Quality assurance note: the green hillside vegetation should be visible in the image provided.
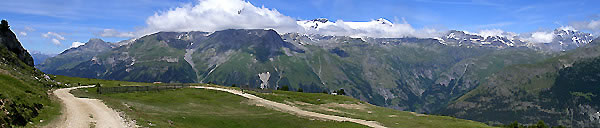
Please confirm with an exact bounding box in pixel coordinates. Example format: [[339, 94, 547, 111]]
[[0, 21, 62, 127], [442, 40, 600, 127], [66, 79, 492, 128], [249, 90, 492, 128], [53, 75, 154, 87], [40, 29, 553, 116], [70, 86, 365, 128]]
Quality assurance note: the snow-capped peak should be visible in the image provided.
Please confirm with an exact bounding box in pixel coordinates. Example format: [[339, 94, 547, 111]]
[[375, 18, 393, 26], [558, 26, 577, 32], [297, 18, 335, 30], [311, 18, 329, 23]]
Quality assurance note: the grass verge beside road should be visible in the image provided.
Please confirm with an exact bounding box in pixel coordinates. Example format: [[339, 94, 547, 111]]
[[71, 87, 365, 128]]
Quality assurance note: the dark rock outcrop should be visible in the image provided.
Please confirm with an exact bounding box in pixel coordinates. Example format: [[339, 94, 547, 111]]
[[0, 20, 34, 66]]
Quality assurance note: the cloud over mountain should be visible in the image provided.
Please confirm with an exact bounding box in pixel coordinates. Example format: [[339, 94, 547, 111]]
[[98, 29, 135, 38], [70, 41, 85, 48], [140, 0, 300, 35], [296, 18, 442, 38], [526, 31, 555, 43], [133, 0, 434, 38]]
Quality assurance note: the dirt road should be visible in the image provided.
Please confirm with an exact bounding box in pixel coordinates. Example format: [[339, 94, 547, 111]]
[[53, 86, 128, 128], [192, 86, 387, 128]]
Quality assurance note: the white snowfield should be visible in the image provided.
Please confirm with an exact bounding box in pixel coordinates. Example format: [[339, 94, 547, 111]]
[[191, 86, 387, 128]]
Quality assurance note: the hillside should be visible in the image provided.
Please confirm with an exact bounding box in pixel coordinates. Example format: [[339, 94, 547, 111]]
[[64, 77, 492, 128], [0, 20, 61, 127], [39, 29, 553, 116], [440, 38, 600, 127]]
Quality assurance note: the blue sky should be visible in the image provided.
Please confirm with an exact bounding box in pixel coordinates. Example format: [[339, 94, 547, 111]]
[[1, 0, 599, 54]]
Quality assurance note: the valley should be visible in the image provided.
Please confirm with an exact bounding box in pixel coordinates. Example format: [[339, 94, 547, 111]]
[[2, 0, 600, 127], [36, 27, 600, 127]]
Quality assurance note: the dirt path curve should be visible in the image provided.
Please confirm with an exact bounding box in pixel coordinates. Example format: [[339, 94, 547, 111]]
[[53, 86, 128, 128], [191, 86, 386, 128]]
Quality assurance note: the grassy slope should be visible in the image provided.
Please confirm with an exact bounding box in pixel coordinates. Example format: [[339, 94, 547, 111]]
[[249, 90, 492, 128], [0, 46, 62, 127], [61, 74, 492, 127], [53, 75, 154, 87], [442, 41, 600, 126], [71, 87, 364, 128]]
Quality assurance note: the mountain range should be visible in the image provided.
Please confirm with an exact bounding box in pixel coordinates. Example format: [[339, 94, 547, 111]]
[[38, 22, 600, 127]]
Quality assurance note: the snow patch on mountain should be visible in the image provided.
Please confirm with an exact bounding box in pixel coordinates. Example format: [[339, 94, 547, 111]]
[[437, 26, 595, 52], [297, 18, 442, 38]]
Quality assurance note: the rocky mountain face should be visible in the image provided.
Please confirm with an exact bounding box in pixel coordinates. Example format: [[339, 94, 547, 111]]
[[437, 30, 524, 48], [437, 29, 595, 52], [38, 38, 115, 75], [440, 38, 600, 127], [529, 29, 595, 52], [0, 20, 34, 66], [30, 52, 55, 65]]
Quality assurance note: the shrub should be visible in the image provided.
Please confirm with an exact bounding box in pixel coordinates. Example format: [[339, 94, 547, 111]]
[[280, 85, 289, 91], [338, 89, 346, 95]]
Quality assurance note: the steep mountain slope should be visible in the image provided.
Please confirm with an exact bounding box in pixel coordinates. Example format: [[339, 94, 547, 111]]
[[0, 20, 33, 67], [30, 52, 55, 65], [438, 29, 595, 52], [440, 38, 600, 127], [38, 38, 115, 74], [0, 20, 59, 127]]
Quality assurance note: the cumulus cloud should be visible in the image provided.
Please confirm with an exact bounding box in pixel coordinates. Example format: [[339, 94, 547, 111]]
[[558, 26, 577, 32], [571, 19, 600, 31], [525, 31, 554, 43], [51, 38, 61, 45], [24, 26, 35, 32], [477, 29, 504, 38], [18, 26, 36, 37], [131, 0, 435, 38], [98, 29, 135, 38], [70, 41, 85, 48], [42, 32, 65, 40], [296, 18, 441, 38], [140, 0, 300, 35], [42, 32, 65, 45]]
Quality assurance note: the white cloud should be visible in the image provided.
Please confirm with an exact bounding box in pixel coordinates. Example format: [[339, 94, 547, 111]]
[[558, 26, 577, 32], [42, 32, 65, 40], [51, 38, 61, 45], [18, 26, 35, 37], [24, 26, 35, 32], [140, 0, 300, 35], [477, 29, 504, 38], [572, 19, 600, 31], [98, 29, 135, 38], [134, 0, 434, 38], [70, 41, 85, 48], [475, 29, 517, 40], [297, 18, 443, 38], [42, 32, 65, 45], [525, 31, 554, 43]]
